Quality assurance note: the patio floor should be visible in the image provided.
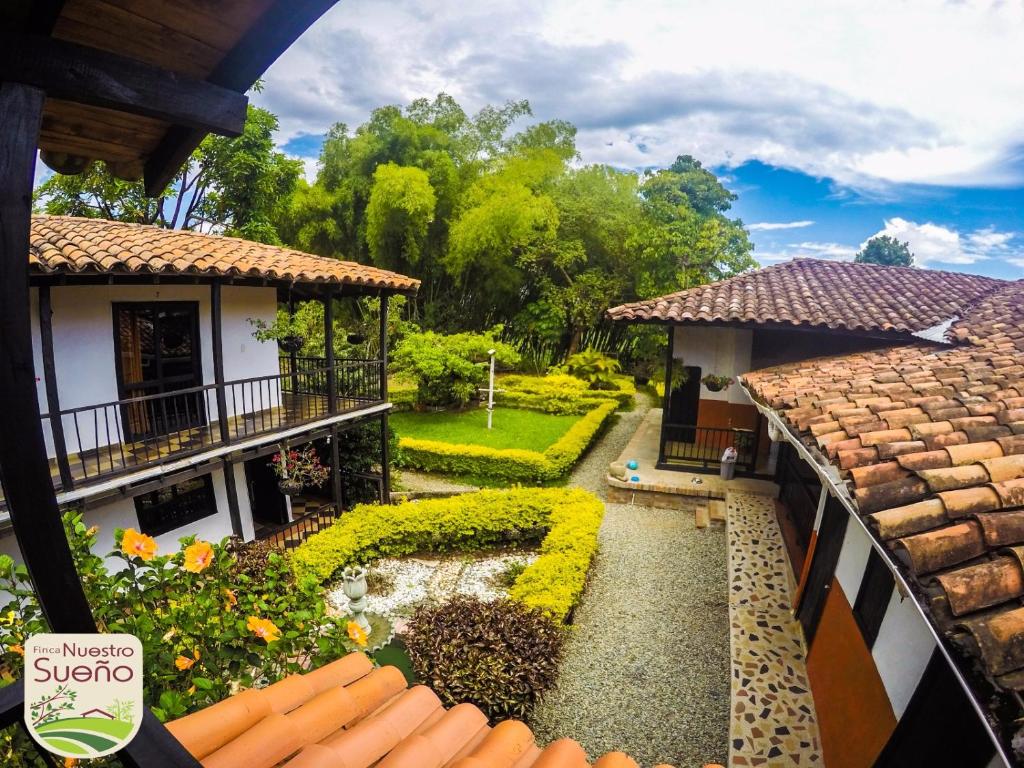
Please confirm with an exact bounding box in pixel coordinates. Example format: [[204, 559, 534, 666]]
[[608, 408, 777, 503], [727, 491, 823, 766]]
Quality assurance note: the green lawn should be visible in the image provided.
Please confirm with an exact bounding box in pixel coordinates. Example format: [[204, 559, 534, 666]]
[[390, 407, 580, 451]]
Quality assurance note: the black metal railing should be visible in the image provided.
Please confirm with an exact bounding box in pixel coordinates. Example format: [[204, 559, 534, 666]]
[[38, 360, 384, 492], [659, 423, 759, 473], [257, 502, 339, 550]]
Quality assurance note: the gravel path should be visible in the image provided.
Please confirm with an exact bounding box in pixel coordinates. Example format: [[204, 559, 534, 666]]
[[530, 396, 730, 767], [394, 470, 479, 494]]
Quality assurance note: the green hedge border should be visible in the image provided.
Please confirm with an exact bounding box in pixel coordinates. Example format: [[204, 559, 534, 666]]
[[291, 488, 605, 620], [396, 400, 616, 483]]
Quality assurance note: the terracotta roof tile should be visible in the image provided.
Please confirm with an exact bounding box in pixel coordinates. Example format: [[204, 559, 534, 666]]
[[742, 279, 1024, 749], [29, 216, 420, 294], [607, 258, 1003, 335], [165, 653, 670, 768]]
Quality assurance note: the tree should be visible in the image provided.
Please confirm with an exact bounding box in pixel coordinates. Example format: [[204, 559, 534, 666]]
[[365, 163, 436, 270], [35, 105, 301, 244], [855, 235, 914, 267]]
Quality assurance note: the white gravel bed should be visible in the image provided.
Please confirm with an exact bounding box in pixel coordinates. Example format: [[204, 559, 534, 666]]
[[327, 550, 538, 619]]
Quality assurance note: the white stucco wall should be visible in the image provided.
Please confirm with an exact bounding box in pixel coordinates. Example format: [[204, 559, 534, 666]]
[[834, 518, 874, 598], [872, 587, 937, 718], [32, 284, 280, 458], [0, 465, 254, 570], [672, 325, 753, 405]]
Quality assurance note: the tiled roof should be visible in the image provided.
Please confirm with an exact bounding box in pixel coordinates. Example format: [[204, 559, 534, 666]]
[[742, 280, 1024, 741], [606, 259, 1004, 336], [29, 216, 420, 294], [166, 652, 682, 768]]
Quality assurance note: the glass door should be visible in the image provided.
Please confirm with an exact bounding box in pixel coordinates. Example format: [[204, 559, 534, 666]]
[[114, 302, 205, 442]]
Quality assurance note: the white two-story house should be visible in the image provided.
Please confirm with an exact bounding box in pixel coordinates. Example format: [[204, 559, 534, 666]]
[[0, 215, 417, 559]]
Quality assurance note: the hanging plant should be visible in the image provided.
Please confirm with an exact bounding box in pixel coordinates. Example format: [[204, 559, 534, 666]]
[[248, 316, 306, 353], [270, 444, 329, 495], [700, 374, 734, 392]]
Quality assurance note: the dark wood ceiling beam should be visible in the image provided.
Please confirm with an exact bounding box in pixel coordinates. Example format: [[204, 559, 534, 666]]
[[143, 0, 339, 196], [1, 33, 248, 137], [26, 0, 66, 34]]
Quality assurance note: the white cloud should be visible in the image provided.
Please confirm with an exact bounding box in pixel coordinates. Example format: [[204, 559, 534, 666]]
[[257, 0, 1024, 190], [757, 242, 857, 263], [864, 218, 1021, 266], [748, 220, 815, 231]]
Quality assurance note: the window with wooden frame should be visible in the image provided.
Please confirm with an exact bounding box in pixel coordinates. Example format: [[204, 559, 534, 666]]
[[134, 475, 217, 537]]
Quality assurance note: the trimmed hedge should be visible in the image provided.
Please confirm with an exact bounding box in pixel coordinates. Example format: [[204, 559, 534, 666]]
[[494, 373, 635, 414], [291, 487, 605, 620], [397, 400, 616, 483]]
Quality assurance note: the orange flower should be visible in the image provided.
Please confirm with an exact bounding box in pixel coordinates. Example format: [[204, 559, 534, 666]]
[[183, 541, 214, 573], [247, 616, 281, 644], [64, 758, 79, 768], [8, 644, 24, 657], [223, 588, 238, 610], [121, 528, 157, 561], [175, 647, 201, 670], [346, 621, 368, 648]]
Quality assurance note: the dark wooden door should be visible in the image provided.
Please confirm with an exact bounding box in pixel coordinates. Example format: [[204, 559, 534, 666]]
[[873, 649, 995, 768], [668, 365, 702, 442], [797, 494, 848, 646], [114, 302, 205, 440], [245, 455, 288, 527]]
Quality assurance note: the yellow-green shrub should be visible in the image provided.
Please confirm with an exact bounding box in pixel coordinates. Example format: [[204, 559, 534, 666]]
[[291, 488, 605, 621], [396, 401, 616, 483], [495, 374, 634, 414]]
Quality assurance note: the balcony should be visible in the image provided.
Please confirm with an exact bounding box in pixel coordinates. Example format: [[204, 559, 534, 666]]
[[30, 357, 384, 496], [658, 422, 761, 474]]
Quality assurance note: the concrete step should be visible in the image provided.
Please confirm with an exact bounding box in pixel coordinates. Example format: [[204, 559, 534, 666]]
[[709, 499, 727, 522], [695, 506, 710, 528]]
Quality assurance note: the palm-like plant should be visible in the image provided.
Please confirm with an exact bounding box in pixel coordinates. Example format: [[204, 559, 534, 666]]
[[564, 349, 621, 390]]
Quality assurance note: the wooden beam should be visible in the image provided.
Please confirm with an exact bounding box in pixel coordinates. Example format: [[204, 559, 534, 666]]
[[143, 0, 340, 195], [211, 282, 243, 538], [379, 412, 391, 505], [38, 284, 74, 490], [0, 81, 96, 632], [1, 34, 248, 137], [330, 423, 342, 513], [26, 0, 66, 34], [658, 324, 675, 465], [324, 294, 337, 413]]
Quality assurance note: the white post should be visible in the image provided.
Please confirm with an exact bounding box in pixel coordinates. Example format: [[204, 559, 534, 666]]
[[487, 349, 496, 430]]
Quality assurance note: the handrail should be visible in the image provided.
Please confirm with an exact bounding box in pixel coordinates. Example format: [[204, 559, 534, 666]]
[[38, 359, 386, 492], [659, 422, 760, 473]]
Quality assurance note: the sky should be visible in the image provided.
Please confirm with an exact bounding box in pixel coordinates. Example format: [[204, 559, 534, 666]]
[[252, 0, 1024, 279]]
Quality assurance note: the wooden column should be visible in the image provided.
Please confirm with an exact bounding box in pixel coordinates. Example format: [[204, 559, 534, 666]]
[[0, 82, 95, 632], [379, 293, 389, 400], [38, 283, 73, 490], [658, 323, 675, 465], [379, 294, 391, 502], [330, 423, 342, 512], [287, 292, 298, 392], [211, 282, 242, 537], [324, 294, 336, 413]]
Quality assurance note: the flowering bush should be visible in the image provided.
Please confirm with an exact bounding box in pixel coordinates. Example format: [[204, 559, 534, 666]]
[[270, 443, 329, 489], [0, 513, 366, 743]]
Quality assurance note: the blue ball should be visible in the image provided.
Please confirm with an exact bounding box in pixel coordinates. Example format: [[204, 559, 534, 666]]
[[626, 460, 639, 470], [630, 475, 640, 483]]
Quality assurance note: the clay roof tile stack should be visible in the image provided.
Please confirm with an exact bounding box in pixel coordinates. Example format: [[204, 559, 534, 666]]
[[166, 653, 680, 768], [606, 258, 1003, 336], [743, 279, 1024, 731], [29, 216, 419, 294]]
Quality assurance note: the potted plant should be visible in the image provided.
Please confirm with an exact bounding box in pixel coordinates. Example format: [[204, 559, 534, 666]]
[[270, 444, 329, 495], [700, 374, 734, 392], [248, 315, 306, 353]]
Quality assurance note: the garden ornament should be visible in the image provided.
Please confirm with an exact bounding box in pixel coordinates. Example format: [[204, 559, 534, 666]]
[[342, 566, 372, 634]]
